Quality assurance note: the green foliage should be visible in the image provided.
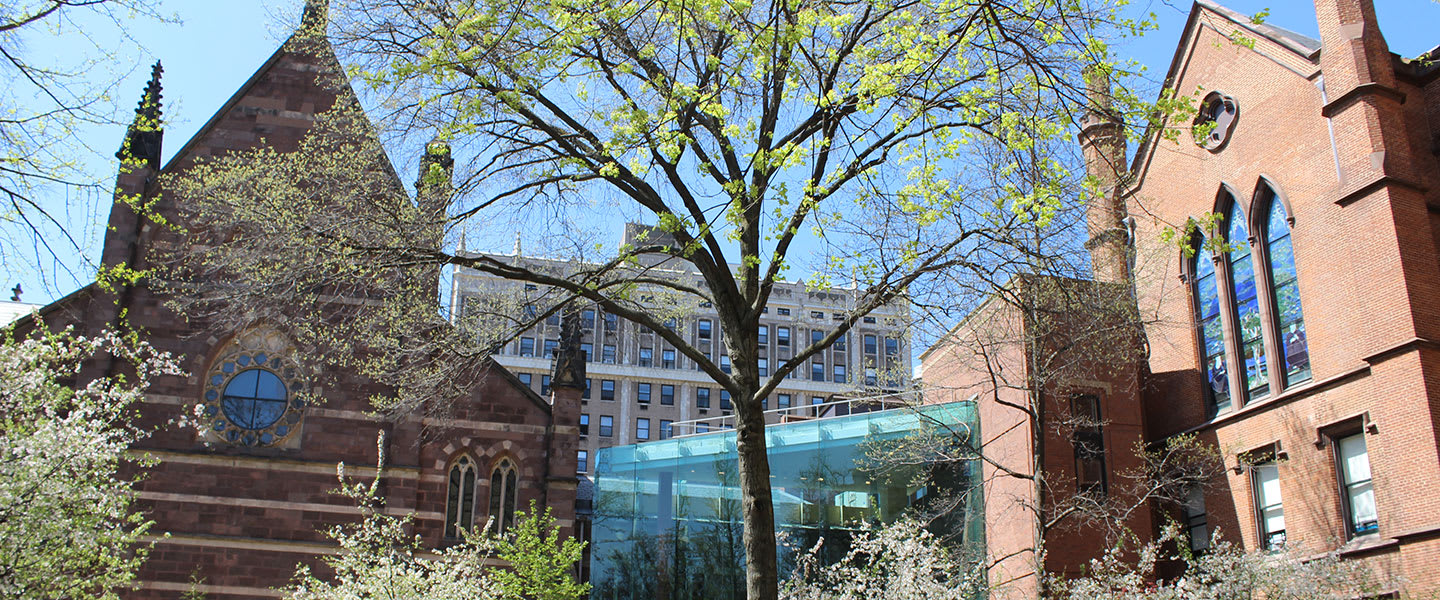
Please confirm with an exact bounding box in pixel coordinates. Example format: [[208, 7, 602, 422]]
[[0, 324, 183, 599], [491, 502, 590, 600]]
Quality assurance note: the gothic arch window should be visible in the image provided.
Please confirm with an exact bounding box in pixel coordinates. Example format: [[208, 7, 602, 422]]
[[489, 459, 519, 534], [445, 455, 478, 539], [1191, 231, 1230, 414], [1258, 186, 1311, 386], [1225, 198, 1269, 400]]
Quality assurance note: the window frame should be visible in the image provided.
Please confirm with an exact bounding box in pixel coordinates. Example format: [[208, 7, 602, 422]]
[[444, 454, 478, 539], [636, 417, 651, 441], [1329, 428, 1378, 539]]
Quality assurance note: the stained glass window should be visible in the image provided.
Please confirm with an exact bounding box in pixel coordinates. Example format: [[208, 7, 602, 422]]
[[221, 369, 288, 430], [1264, 196, 1310, 385], [445, 456, 477, 539], [489, 459, 518, 534], [1193, 234, 1229, 413], [1227, 202, 1268, 399]]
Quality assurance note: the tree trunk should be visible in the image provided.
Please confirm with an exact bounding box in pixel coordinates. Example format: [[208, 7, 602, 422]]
[[734, 391, 778, 600]]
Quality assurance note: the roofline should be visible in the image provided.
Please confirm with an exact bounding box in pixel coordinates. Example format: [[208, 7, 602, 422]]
[[160, 42, 290, 173], [1127, 1, 1322, 191]]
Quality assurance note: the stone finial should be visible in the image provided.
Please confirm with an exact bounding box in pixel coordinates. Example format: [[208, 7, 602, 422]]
[[551, 308, 587, 390], [301, 0, 329, 33], [116, 61, 165, 168]]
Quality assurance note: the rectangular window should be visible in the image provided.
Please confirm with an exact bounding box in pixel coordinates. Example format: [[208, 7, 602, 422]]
[[661, 384, 675, 406], [638, 347, 653, 367], [1336, 433, 1378, 537], [1253, 460, 1285, 550], [1071, 394, 1106, 495], [546, 312, 561, 326], [778, 393, 791, 409], [636, 418, 651, 441], [578, 450, 588, 473], [811, 329, 824, 346], [720, 390, 732, 410], [520, 337, 536, 357], [582, 309, 596, 329], [602, 344, 616, 364], [720, 355, 732, 374], [758, 358, 768, 377], [579, 414, 590, 436], [601, 380, 615, 401], [583, 379, 592, 400], [696, 388, 711, 409], [543, 339, 559, 358], [517, 373, 532, 386], [698, 319, 713, 340], [885, 337, 899, 356], [810, 310, 824, 319], [811, 362, 825, 381], [1184, 486, 1209, 553], [863, 316, 876, 324], [581, 343, 593, 362], [777, 327, 791, 347], [541, 375, 552, 396], [834, 333, 847, 351], [777, 308, 791, 316], [758, 325, 769, 345], [865, 367, 878, 386], [662, 349, 676, 369], [637, 383, 651, 404], [833, 364, 846, 383], [660, 420, 674, 440], [811, 396, 825, 405], [599, 415, 614, 437], [604, 312, 618, 332], [523, 304, 538, 320], [864, 334, 877, 354]]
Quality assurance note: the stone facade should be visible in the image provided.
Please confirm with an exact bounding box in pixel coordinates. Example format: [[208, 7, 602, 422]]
[[19, 16, 579, 600]]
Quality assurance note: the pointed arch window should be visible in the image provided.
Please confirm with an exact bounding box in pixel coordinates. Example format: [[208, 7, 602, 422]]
[[1261, 191, 1310, 385], [1225, 201, 1268, 400], [1192, 233, 1229, 413], [445, 456, 477, 539], [489, 459, 519, 534]]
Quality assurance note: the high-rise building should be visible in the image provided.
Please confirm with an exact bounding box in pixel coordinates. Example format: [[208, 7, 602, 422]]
[[451, 223, 913, 473]]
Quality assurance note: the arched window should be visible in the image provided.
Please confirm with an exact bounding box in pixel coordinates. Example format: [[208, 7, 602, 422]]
[[1261, 191, 1310, 385], [489, 459, 519, 534], [445, 456, 477, 539], [1192, 233, 1229, 413], [1225, 200, 1268, 400]]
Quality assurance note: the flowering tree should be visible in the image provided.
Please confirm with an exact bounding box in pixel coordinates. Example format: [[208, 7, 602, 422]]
[[0, 326, 182, 599], [1048, 525, 1387, 600], [781, 518, 982, 600]]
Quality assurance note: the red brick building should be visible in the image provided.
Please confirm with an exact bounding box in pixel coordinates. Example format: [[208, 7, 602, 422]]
[[22, 7, 579, 599], [924, 0, 1440, 596]]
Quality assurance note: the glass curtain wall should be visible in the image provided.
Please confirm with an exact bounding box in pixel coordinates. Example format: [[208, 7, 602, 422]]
[[589, 400, 981, 600]]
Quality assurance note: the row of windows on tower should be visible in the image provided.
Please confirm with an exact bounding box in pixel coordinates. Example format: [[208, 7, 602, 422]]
[[1191, 183, 1310, 415], [509, 325, 898, 369]]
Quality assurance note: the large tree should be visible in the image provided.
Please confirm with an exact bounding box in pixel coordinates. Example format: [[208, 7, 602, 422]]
[[166, 1, 1148, 597]]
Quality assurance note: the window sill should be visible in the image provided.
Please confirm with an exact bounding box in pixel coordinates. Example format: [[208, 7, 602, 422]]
[[1184, 364, 1370, 435], [1336, 534, 1397, 558]]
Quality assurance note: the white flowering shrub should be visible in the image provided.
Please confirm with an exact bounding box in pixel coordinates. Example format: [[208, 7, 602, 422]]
[[285, 437, 587, 600], [781, 518, 983, 600], [1048, 525, 1386, 600], [0, 326, 182, 599]]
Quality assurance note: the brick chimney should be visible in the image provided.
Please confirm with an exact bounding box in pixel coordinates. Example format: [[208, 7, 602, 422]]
[[1077, 66, 1132, 285]]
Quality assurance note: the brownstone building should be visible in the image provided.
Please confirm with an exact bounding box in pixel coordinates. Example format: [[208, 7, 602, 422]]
[[21, 6, 579, 599], [924, 0, 1440, 596]]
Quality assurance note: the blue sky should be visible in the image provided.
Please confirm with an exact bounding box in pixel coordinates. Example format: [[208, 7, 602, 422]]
[[10, 0, 1440, 305]]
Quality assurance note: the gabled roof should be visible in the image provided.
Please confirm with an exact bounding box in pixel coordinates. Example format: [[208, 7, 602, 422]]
[[1126, 0, 1323, 193]]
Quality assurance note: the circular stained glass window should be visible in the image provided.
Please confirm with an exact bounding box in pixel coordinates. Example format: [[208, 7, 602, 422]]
[[221, 369, 289, 430]]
